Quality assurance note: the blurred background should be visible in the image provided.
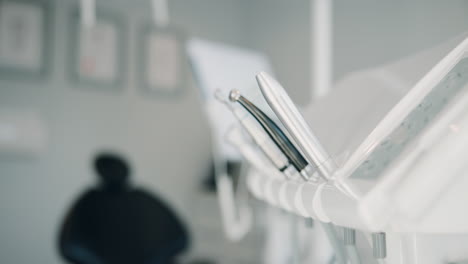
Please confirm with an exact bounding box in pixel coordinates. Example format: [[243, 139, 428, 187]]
[[0, 0, 467, 263]]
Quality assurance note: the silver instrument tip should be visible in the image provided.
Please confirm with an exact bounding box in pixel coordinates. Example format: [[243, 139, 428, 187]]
[[229, 89, 241, 102]]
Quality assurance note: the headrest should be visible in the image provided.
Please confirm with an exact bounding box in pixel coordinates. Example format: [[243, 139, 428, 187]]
[[94, 152, 130, 190]]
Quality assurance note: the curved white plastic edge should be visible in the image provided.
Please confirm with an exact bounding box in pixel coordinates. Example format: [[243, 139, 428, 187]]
[[294, 182, 311, 218], [279, 182, 293, 212], [264, 178, 276, 205], [229, 126, 367, 229], [248, 169, 368, 229], [312, 182, 331, 222]]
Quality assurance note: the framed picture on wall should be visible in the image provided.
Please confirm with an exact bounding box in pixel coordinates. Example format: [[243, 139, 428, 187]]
[[68, 9, 126, 90], [137, 24, 185, 97], [0, 0, 52, 79]]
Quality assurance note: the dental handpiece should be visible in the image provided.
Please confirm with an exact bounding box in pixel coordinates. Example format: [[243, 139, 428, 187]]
[[228, 89, 315, 181], [215, 90, 294, 177]]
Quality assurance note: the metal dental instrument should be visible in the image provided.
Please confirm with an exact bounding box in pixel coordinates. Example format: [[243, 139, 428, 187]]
[[215, 90, 295, 177], [228, 89, 315, 181]]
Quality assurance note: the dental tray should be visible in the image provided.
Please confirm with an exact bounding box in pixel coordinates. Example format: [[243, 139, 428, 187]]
[[237, 37, 468, 232]]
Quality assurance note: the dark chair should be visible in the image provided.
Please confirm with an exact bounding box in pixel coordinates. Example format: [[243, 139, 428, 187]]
[[58, 153, 190, 264]]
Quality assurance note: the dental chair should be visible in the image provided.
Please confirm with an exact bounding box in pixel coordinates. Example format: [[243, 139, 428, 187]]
[[58, 152, 189, 264]]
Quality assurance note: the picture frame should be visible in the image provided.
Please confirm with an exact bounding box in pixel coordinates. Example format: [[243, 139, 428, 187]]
[[68, 8, 126, 91], [137, 24, 186, 98], [0, 0, 52, 80]]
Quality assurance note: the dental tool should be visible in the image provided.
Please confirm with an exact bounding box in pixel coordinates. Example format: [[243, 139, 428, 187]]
[[227, 89, 316, 181], [256, 72, 336, 181], [215, 90, 296, 178]]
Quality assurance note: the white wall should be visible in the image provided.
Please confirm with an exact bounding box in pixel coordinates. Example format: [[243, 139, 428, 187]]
[[334, 0, 468, 81], [243, 0, 312, 105], [243, 0, 468, 104], [0, 0, 247, 263]]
